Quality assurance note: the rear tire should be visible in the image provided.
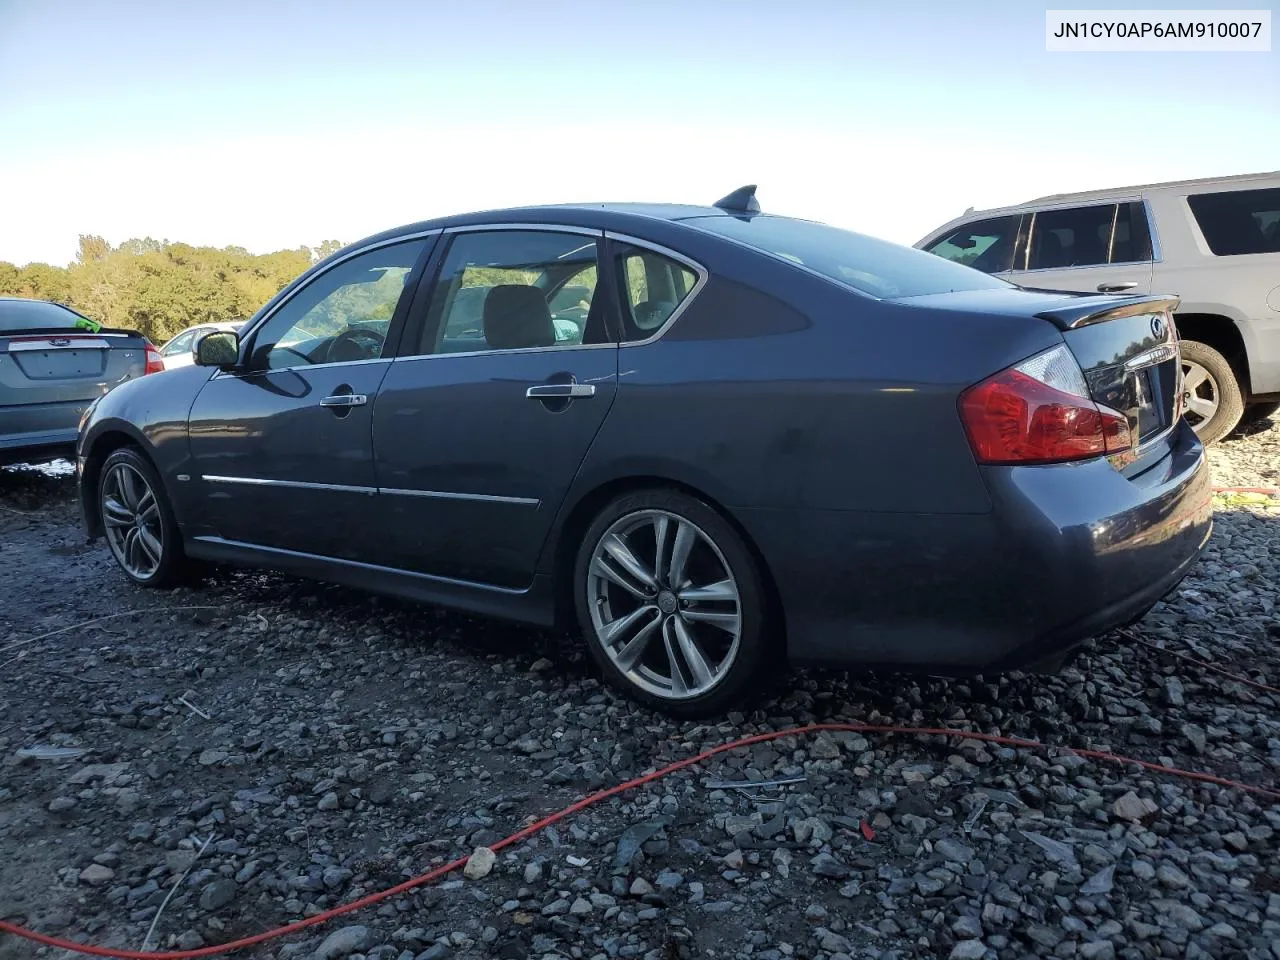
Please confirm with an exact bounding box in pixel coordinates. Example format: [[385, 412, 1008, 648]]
[[1179, 339, 1244, 445], [1240, 400, 1280, 428], [573, 489, 776, 718], [98, 447, 192, 587]]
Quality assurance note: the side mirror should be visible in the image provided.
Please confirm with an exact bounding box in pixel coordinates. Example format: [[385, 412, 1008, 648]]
[[194, 330, 240, 369]]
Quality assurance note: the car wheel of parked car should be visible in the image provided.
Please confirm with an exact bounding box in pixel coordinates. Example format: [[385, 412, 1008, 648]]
[[1179, 339, 1244, 445], [1239, 400, 1280, 428], [575, 489, 773, 718], [98, 447, 189, 587]]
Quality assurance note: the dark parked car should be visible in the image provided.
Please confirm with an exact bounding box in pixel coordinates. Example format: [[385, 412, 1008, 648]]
[[1, 297, 163, 466], [78, 188, 1213, 717]]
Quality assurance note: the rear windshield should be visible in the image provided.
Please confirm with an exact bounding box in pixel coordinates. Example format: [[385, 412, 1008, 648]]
[[0, 299, 89, 332], [685, 215, 1010, 299]]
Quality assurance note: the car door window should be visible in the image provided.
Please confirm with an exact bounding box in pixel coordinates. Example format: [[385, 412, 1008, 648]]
[[923, 215, 1021, 273], [161, 330, 197, 356], [612, 244, 699, 341], [1107, 202, 1154, 264], [247, 239, 428, 370], [1026, 204, 1117, 270], [419, 230, 605, 355]]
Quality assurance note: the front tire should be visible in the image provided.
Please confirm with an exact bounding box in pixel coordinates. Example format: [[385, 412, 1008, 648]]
[[1179, 339, 1244, 445], [573, 489, 775, 718], [98, 447, 189, 587]]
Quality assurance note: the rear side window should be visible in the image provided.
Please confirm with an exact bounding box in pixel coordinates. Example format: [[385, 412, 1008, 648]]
[[923, 215, 1021, 273], [1026, 204, 1116, 269], [612, 243, 700, 341], [0, 299, 89, 332], [1187, 187, 1280, 256], [686, 215, 1009, 299]]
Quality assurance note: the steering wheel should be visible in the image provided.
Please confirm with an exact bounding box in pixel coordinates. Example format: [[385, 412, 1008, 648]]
[[328, 327, 386, 363]]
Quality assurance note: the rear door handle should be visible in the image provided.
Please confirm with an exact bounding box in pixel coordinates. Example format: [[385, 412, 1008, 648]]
[[526, 383, 596, 399], [1097, 281, 1138, 293], [320, 393, 368, 407]]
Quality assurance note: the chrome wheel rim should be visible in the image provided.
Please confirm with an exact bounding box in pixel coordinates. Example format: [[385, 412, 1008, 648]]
[[102, 463, 164, 579], [1181, 360, 1220, 428], [586, 509, 741, 700]]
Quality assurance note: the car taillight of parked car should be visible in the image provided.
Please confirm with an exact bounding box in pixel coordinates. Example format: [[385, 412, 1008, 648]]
[[144, 344, 165, 375], [959, 343, 1132, 465]]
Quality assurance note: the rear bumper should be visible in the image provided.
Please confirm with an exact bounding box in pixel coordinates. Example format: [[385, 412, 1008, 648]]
[[0, 399, 88, 464], [739, 418, 1212, 672]]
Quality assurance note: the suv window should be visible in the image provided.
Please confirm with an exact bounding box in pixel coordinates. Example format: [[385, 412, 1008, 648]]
[[1107, 202, 1154, 264], [613, 244, 699, 340], [923, 215, 1020, 273], [248, 238, 427, 371], [1026, 204, 1116, 269], [1187, 187, 1280, 256], [688, 215, 1008, 299], [420, 231, 605, 355]]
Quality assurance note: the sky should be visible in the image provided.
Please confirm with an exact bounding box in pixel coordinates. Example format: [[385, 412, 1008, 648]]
[[0, 0, 1276, 266]]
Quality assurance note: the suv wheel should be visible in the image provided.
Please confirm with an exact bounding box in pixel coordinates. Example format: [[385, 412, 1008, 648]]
[[1179, 339, 1244, 444], [574, 489, 776, 718]]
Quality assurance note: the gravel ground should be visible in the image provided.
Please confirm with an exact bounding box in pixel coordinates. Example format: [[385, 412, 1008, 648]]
[[1, 419, 1278, 960]]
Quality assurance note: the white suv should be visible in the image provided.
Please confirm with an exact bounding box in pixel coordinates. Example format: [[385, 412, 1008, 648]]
[[917, 172, 1280, 443]]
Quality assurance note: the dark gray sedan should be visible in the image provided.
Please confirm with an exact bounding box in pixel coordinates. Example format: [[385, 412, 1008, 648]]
[[1, 298, 163, 466], [77, 188, 1212, 717]]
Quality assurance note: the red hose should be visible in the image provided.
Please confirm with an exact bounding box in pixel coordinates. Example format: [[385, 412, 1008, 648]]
[[2, 723, 1277, 959]]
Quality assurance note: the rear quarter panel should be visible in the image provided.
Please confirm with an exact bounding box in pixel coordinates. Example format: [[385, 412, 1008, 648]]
[[1147, 190, 1280, 393], [555, 229, 1066, 522]]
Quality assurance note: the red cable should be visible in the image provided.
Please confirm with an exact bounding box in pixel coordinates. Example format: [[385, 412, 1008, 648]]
[[1212, 485, 1279, 496], [2, 723, 1277, 959], [1121, 629, 1280, 695]]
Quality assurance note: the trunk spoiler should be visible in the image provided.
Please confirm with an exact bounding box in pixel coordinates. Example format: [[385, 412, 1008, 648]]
[[0, 325, 149, 339], [1028, 293, 1181, 331]]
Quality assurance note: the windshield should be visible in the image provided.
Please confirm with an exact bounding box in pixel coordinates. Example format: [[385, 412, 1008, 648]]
[[685, 215, 1011, 299], [0, 299, 91, 332]]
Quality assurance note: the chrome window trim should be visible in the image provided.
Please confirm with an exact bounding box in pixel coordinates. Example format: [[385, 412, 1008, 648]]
[[234, 228, 443, 357], [211, 356, 393, 380], [380, 487, 540, 506], [397, 223, 610, 362], [605, 231, 710, 347], [1017, 199, 1162, 274], [201, 474, 378, 495]]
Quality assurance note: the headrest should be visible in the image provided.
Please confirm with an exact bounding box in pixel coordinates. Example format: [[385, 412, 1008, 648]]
[[482, 284, 555, 350]]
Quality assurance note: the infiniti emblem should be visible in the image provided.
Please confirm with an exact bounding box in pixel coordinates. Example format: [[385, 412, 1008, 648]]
[[1150, 315, 1166, 338]]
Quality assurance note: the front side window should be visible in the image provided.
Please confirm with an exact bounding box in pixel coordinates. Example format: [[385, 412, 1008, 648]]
[[1187, 187, 1280, 256], [420, 231, 604, 355], [247, 239, 428, 370], [923, 215, 1021, 273], [686, 215, 1009, 300], [612, 244, 699, 341], [1025, 204, 1117, 270]]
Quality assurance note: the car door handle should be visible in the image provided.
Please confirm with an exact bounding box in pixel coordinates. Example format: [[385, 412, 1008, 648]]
[[526, 383, 596, 399], [1097, 281, 1138, 293], [320, 393, 368, 407]]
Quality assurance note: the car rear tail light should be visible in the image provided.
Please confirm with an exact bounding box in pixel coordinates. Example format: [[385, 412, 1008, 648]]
[[959, 344, 1132, 465], [144, 344, 165, 375]]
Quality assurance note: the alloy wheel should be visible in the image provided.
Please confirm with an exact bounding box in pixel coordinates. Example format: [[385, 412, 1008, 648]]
[[1181, 359, 1220, 429], [586, 509, 742, 701], [102, 462, 165, 580]]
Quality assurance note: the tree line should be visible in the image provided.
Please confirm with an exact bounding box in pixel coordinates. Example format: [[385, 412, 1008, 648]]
[[0, 236, 345, 343]]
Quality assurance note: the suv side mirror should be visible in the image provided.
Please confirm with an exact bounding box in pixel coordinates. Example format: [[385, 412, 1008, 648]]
[[194, 330, 240, 369]]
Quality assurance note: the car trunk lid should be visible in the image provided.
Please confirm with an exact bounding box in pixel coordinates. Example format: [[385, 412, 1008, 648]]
[[1030, 293, 1183, 473], [0, 327, 150, 407]]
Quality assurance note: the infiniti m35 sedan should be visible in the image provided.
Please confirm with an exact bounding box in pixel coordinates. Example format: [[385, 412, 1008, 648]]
[[78, 187, 1212, 717]]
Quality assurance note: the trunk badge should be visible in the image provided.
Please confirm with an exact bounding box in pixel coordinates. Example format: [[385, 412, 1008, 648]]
[[50, 337, 71, 346], [1150, 316, 1166, 338]]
